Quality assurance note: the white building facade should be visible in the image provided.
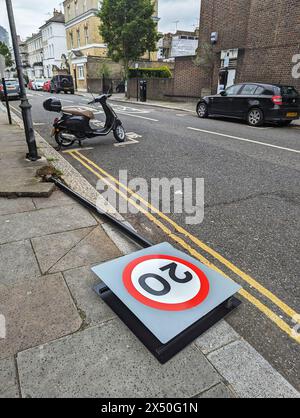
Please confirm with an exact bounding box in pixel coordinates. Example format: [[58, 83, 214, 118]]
[[40, 11, 68, 78], [26, 32, 44, 79]]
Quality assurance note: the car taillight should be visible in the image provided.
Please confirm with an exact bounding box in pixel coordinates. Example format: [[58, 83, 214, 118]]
[[0, 85, 3, 92], [272, 95, 283, 105]]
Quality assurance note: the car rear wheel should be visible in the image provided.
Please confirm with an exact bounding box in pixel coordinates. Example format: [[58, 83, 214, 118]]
[[197, 102, 208, 118], [247, 108, 264, 127]]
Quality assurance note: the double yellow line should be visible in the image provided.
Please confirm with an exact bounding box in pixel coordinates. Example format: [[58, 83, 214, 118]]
[[68, 149, 300, 343]]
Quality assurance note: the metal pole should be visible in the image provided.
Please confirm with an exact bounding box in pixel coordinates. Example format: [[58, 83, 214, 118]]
[[5, 0, 40, 161], [2, 78, 12, 124]]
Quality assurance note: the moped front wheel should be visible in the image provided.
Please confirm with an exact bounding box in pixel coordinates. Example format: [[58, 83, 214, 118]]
[[113, 125, 126, 143], [55, 130, 76, 148]]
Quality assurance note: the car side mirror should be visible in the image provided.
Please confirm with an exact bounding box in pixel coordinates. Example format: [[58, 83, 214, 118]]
[[220, 90, 226, 96]]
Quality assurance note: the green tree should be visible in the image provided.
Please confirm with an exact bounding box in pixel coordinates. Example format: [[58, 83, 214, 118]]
[[99, 0, 160, 79], [0, 41, 13, 67]]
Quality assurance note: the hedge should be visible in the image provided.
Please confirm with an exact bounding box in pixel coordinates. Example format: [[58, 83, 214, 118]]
[[128, 66, 172, 79]]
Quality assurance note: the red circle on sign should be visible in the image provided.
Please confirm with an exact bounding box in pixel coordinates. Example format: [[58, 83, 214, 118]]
[[123, 255, 210, 311]]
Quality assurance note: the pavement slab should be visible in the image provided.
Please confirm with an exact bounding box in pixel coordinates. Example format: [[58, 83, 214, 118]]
[[207, 340, 300, 398], [31, 227, 94, 274], [195, 320, 240, 355], [197, 383, 236, 398], [0, 197, 35, 216], [0, 204, 97, 245], [0, 240, 40, 285], [32, 189, 77, 210], [48, 226, 122, 273], [17, 319, 220, 398], [0, 357, 20, 398], [0, 273, 82, 360], [63, 266, 116, 327]]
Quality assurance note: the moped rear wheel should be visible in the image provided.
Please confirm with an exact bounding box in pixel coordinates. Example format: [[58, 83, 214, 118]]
[[113, 125, 126, 142], [55, 130, 76, 148]]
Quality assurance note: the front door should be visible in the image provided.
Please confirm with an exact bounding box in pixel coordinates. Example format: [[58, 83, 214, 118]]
[[211, 84, 243, 116]]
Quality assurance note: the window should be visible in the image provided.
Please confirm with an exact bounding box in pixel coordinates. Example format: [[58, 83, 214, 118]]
[[225, 85, 241, 96], [70, 32, 74, 49], [240, 84, 258, 95], [255, 86, 265, 95], [84, 26, 89, 44], [77, 65, 84, 80], [77, 29, 80, 48]]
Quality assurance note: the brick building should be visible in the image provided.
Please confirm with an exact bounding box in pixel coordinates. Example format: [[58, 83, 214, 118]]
[[161, 0, 300, 100], [195, 0, 300, 96]]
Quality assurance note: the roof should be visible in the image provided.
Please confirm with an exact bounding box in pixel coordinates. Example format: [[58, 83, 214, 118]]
[[40, 13, 65, 29]]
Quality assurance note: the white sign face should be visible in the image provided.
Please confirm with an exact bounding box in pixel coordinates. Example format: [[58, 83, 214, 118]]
[[123, 255, 209, 311], [92, 243, 241, 344]]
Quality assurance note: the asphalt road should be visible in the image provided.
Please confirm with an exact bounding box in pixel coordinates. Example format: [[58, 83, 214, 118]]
[[9, 90, 300, 390]]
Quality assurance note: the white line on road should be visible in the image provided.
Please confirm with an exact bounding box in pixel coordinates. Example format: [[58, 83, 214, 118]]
[[61, 99, 75, 103], [118, 112, 158, 122], [187, 127, 300, 154]]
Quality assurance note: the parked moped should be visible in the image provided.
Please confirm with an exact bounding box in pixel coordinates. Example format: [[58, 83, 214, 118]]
[[43, 94, 126, 148]]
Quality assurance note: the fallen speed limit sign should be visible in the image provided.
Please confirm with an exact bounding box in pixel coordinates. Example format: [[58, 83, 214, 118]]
[[123, 255, 210, 311], [92, 242, 241, 362]]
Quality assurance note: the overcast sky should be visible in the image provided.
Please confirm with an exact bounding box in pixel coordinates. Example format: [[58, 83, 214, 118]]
[[0, 0, 200, 41]]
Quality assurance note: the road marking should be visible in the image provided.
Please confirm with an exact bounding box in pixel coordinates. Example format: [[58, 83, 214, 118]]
[[187, 127, 300, 154], [62, 147, 94, 153], [114, 139, 139, 147], [33, 122, 46, 126], [68, 151, 300, 343], [75, 151, 299, 320], [61, 99, 75, 103], [117, 112, 158, 122]]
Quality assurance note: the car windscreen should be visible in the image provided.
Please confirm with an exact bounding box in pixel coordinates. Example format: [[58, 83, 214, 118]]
[[281, 86, 299, 97], [6, 80, 18, 86]]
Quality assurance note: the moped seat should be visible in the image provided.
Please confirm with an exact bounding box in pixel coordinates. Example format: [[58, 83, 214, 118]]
[[62, 107, 95, 120]]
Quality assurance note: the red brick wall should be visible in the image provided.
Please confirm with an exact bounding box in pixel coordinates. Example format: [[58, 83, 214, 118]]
[[197, 0, 300, 94]]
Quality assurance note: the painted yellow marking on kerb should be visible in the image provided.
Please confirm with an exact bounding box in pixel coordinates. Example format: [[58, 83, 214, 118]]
[[73, 150, 299, 322], [68, 150, 300, 343]]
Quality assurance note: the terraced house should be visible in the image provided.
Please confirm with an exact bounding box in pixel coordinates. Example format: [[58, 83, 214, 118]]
[[63, 0, 108, 91], [63, 0, 159, 91]]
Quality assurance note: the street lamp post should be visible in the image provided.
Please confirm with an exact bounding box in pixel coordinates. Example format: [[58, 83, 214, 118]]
[[5, 0, 40, 161]]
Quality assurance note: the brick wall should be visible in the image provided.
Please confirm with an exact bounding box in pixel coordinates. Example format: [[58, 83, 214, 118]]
[[197, 0, 300, 94], [127, 78, 174, 101]]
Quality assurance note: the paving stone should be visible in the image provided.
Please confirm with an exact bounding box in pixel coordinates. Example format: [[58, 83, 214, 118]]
[[17, 320, 220, 398], [33, 190, 77, 210], [0, 205, 97, 245], [197, 383, 236, 398], [0, 198, 35, 216], [0, 357, 19, 398], [195, 320, 240, 355], [63, 266, 116, 327], [207, 340, 300, 398], [48, 226, 122, 273], [102, 223, 140, 255], [0, 273, 82, 360], [0, 240, 40, 285], [31, 228, 93, 274]]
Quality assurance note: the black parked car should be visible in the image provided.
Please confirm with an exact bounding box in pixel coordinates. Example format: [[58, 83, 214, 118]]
[[50, 75, 75, 94], [196, 83, 300, 127]]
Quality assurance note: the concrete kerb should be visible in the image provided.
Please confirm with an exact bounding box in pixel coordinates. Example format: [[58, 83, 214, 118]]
[[2, 103, 299, 398]]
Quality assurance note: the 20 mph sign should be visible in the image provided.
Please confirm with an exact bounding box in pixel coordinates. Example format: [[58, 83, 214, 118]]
[[92, 243, 241, 344], [123, 255, 210, 311]]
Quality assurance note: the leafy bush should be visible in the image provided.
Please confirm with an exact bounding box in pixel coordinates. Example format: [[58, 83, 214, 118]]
[[128, 66, 172, 79]]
